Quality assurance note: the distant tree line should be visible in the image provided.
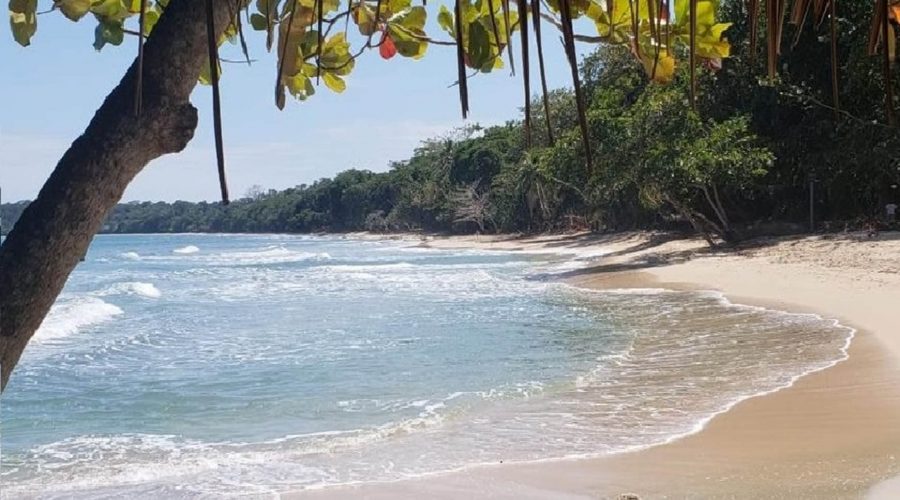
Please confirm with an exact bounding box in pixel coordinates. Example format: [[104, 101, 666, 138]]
[[3, 2, 899, 242]]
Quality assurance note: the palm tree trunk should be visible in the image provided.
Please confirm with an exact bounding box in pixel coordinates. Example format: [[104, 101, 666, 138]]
[[0, 0, 234, 391]]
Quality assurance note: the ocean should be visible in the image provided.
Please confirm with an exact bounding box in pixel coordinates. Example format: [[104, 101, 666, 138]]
[[0, 234, 853, 498]]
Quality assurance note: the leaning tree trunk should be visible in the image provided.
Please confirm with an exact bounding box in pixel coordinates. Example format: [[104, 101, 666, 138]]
[[662, 193, 717, 247], [0, 0, 234, 391]]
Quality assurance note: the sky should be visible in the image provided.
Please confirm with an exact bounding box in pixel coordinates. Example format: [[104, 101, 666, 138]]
[[0, 3, 593, 202]]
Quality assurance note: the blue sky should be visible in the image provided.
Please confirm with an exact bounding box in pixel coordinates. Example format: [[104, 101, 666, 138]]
[[1, 4, 593, 202]]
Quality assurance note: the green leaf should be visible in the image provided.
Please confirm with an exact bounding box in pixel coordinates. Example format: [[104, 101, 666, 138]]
[[387, 0, 411, 14], [437, 5, 453, 35], [90, 0, 130, 22], [142, 8, 159, 35], [353, 3, 377, 36], [256, 0, 279, 50], [387, 26, 427, 58], [93, 20, 124, 51], [249, 13, 268, 30], [387, 6, 428, 59], [467, 20, 493, 71], [285, 73, 315, 101], [299, 61, 318, 77], [198, 57, 222, 85], [319, 32, 355, 74], [587, 0, 631, 41], [56, 0, 92, 21], [322, 72, 346, 92], [9, 0, 37, 46], [392, 5, 426, 29], [298, 0, 340, 14]]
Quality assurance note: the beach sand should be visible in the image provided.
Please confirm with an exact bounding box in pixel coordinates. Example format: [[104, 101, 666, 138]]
[[293, 231, 900, 498]]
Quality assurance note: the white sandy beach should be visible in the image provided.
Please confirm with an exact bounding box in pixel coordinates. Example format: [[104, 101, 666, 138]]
[[294, 231, 900, 498]]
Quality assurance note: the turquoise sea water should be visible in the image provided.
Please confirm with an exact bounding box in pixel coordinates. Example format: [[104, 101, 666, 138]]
[[0, 234, 852, 498]]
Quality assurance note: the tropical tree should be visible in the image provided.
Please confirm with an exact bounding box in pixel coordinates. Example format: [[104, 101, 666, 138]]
[[630, 102, 772, 244]]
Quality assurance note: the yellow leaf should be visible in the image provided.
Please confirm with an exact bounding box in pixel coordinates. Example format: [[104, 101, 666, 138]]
[[57, 0, 92, 21], [322, 72, 347, 92], [708, 22, 731, 39], [640, 51, 676, 83]]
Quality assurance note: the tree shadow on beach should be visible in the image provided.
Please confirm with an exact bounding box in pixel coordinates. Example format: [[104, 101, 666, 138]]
[[489, 230, 688, 254], [486, 229, 900, 282], [556, 246, 704, 280]]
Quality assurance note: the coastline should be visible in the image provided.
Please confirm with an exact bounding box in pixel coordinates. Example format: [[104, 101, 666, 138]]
[[292, 231, 900, 498]]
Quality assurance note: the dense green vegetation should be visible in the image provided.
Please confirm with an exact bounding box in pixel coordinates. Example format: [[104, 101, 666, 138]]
[[3, 2, 899, 243]]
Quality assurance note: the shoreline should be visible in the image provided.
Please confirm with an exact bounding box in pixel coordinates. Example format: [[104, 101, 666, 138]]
[[292, 231, 900, 498], [565, 271, 900, 499]]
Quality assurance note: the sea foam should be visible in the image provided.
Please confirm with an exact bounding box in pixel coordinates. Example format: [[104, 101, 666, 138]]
[[209, 246, 331, 265], [173, 245, 200, 255], [34, 297, 123, 343], [96, 282, 162, 299]]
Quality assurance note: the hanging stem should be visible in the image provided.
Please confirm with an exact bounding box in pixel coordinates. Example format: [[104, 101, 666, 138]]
[[517, 0, 531, 146], [486, 0, 503, 59], [454, 0, 470, 118], [558, 0, 593, 170], [206, 0, 229, 203], [134, 0, 146, 116], [501, 0, 516, 74], [233, 0, 252, 65], [275, 0, 298, 108], [317, 0, 324, 83], [531, 0, 554, 145]]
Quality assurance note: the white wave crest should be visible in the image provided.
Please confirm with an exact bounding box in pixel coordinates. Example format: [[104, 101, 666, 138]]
[[96, 282, 162, 299], [120, 251, 141, 260], [34, 297, 123, 343], [211, 246, 331, 265], [173, 245, 200, 255], [324, 262, 417, 273]]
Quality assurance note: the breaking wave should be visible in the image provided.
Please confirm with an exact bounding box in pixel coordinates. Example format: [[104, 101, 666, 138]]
[[173, 245, 200, 255], [33, 297, 123, 343]]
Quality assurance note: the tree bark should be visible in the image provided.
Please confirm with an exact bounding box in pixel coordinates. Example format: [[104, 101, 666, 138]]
[[0, 0, 235, 391], [662, 193, 717, 247], [700, 184, 737, 242]]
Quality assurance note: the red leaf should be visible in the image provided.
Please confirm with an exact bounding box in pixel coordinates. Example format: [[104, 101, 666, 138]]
[[379, 32, 397, 59]]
